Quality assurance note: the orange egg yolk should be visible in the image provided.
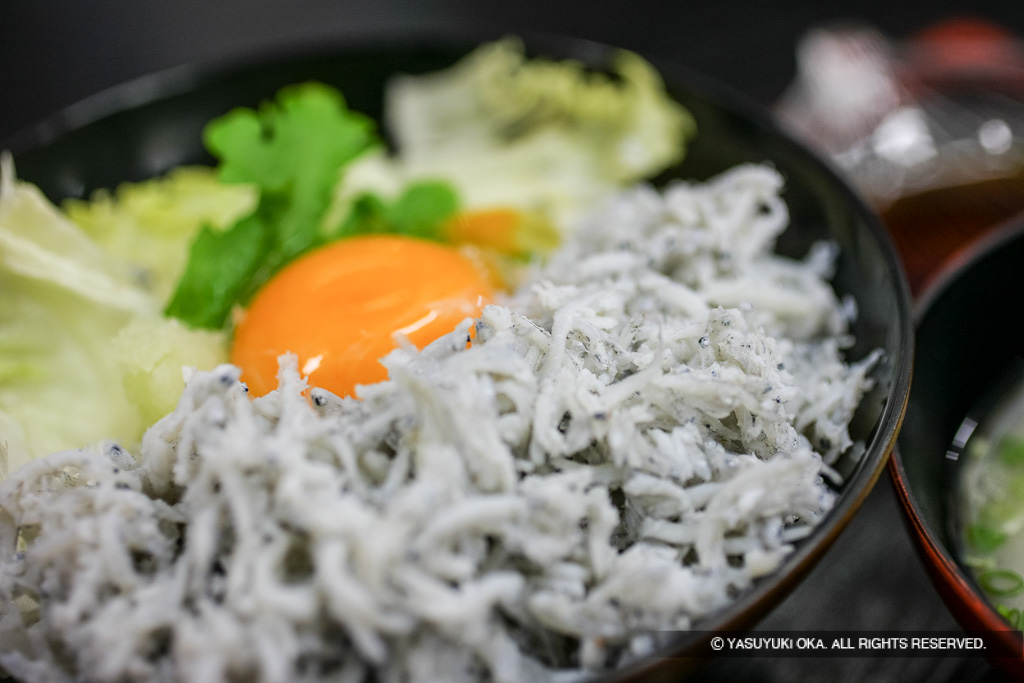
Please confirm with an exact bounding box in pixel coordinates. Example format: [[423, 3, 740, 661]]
[[231, 234, 495, 397]]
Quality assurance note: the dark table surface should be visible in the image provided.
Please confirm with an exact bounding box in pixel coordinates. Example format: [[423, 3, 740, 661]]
[[3, 2, 1023, 681]]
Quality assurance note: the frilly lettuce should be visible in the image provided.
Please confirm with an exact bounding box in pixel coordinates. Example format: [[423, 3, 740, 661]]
[[381, 38, 696, 225], [63, 166, 256, 305], [0, 156, 227, 476]]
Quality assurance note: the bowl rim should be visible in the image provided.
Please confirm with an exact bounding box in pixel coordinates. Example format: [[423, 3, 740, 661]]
[[1, 26, 915, 678]]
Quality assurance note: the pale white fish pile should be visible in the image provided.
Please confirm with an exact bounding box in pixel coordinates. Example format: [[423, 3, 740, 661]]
[[0, 164, 880, 683]]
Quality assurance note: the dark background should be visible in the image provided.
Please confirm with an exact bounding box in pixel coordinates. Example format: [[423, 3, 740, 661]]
[[2, 1, 1022, 681], [5, 0, 1024, 144]]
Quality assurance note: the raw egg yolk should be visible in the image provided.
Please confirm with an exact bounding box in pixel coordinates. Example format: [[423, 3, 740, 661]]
[[231, 234, 495, 397]]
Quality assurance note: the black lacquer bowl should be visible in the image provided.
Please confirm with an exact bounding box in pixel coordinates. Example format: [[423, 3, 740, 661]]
[[892, 218, 1024, 681], [2, 31, 912, 682]]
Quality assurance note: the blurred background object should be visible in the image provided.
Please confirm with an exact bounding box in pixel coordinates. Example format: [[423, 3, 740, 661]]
[[4, 0, 1024, 143], [777, 17, 1024, 294]]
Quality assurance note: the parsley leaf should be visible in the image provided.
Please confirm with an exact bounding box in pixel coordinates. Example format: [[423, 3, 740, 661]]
[[165, 82, 378, 329], [164, 214, 269, 329], [338, 181, 459, 240]]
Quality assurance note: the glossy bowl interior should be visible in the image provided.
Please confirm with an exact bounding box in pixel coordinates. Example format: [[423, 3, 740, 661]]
[[892, 218, 1024, 676], [3, 32, 912, 680]]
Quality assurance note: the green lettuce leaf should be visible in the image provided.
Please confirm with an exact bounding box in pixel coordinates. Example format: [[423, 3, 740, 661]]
[[0, 165, 227, 475], [384, 38, 696, 225], [63, 166, 256, 305]]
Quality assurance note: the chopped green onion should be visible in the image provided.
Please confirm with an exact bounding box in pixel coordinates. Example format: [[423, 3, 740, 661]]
[[969, 523, 1009, 554], [980, 568, 1024, 597], [997, 604, 1022, 628], [1000, 434, 1024, 466]]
